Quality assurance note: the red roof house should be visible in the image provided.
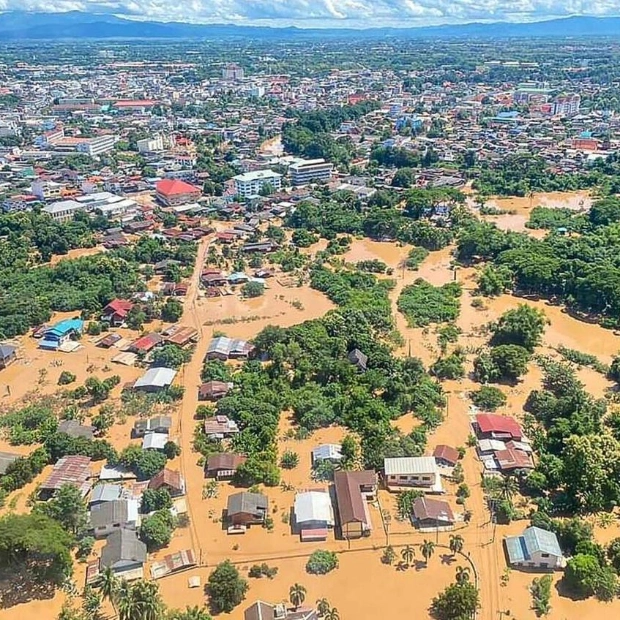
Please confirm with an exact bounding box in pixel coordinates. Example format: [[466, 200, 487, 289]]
[[433, 444, 460, 467], [475, 413, 523, 441], [101, 299, 134, 326], [155, 179, 201, 207]]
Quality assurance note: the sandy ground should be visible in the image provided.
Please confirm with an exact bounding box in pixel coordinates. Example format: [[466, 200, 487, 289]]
[[2, 193, 620, 620]]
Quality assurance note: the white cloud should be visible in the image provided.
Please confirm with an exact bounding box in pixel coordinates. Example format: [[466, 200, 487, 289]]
[[0, 0, 619, 27]]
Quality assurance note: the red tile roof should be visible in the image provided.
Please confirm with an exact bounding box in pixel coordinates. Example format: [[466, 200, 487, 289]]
[[103, 299, 134, 317], [433, 444, 459, 466], [495, 447, 534, 471], [476, 413, 522, 440], [156, 179, 200, 197]]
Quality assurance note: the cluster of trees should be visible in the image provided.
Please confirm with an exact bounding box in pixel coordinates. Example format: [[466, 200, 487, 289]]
[[459, 198, 620, 328], [473, 305, 547, 384], [282, 101, 380, 168], [397, 279, 462, 327]]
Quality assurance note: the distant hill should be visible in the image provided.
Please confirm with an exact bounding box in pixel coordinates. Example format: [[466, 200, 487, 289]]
[[0, 11, 619, 40]]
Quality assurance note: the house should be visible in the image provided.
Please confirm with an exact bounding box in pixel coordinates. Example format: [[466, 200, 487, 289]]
[[129, 332, 164, 354], [475, 413, 523, 441], [97, 333, 123, 348], [0, 450, 20, 475], [412, 496, 456, 530], [383, 456, 443, 493], [293, 491, 335, 538], [433, 444, 460, 468], [495, 446, 534, 473], [156, 179, 201, 207], [58, 419, 96, 440], [504, 526, 565, 570], [206, 336, 255, 361], [204, 415, 240, 439], [162, 325, 199, 347], [150, 549, 196, 579], [198, 381, 233, 401], [40, 455, 92, 499], [148, 468, 185, 496], [245, 601, 319, 620], [0, 343, 17, 369], [89, 484, 123, 506], [100, 528, 147, 579], [333, 470, 377, 539], [227, 492, 269, 527], [90, 499, 140, 538], [101, 299, 134, 327], [142, 432, 169, 450], [133, 367, 177, 392], [133, 416, 172, 437], [347, 348, 368, 372], [206, 453, 247, 479], [39, 319, 84, 350], [311, 444, 343, 465]]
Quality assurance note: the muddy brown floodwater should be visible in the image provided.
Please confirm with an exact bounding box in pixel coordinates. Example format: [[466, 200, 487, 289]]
[[3, 195, 620, 620]]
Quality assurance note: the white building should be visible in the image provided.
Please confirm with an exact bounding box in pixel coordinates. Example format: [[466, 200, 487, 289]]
[[383, 456, 443, 493], [293, 491, 335, 530], [504, 526, 565, 570], [0, 120, 19, 137], [137, 135, 165, 153], [289, 158, 333, 186], [222, 64, 244, 81], [76, 134, 117, 157], [233, 169, 282, 198], [42, 199, 84, 223], [31, 179, 63, 201]]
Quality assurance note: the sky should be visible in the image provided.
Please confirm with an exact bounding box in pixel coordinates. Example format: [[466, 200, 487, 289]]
[[1, 1, 619, 28]]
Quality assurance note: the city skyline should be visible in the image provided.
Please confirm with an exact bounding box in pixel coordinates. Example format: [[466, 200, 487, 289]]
[[1, 1, 620, 28]]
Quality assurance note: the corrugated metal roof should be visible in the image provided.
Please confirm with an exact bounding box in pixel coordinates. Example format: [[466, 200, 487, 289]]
[[384, 456, 438, 476], [294, 491, 334, 526], [134, 367, 177, 389]]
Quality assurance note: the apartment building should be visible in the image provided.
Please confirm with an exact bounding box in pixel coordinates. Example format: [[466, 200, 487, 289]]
[[137, 135, 165, 153], [31, 179, 63, 201], [233, 169, 282, 198], [289, 158, 333, 186], [76, 134, 118, 157]]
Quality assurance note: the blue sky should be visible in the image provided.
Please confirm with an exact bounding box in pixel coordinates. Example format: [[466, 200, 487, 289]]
[[2, 1, 619, 27]]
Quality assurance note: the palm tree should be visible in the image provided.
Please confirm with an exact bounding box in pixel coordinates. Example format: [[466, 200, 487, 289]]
[[96, 566, 119, 615], [401, 544, 415, 566], [324, 608, 340, 620], [420, 539, 435, 565], [316, 599, 331, 617], [169, 606, 212, 620], [131, 580, 163, 620], [449, 534, 464, 556], [289, 583, 307, 609], [500, 475, 518, 501], [455, 565, 471, 584]]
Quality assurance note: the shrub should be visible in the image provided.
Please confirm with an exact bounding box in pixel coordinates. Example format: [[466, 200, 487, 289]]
[[470, 386, 506, 411], [280, 450, 299, 469], [242, 282, 265, 298], [58, 371, 76, 385], [306, 550, 338, 575]]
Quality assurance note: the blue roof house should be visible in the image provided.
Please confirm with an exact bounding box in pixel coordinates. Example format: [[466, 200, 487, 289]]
[[504, 526, 565, 570], [39, 319, 84, 350]]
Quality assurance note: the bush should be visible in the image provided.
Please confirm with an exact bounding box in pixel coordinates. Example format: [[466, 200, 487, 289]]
[[306, 550, 338, 575], [58, 371, 77, 385], [280, 450, 299, 469], [470, 386, 506, 411], [431, 351, 465, 380], [404, 246, 429, 270], [241, 282, 265, 298], [397, 279, 462, 327], [431, 582, 479, 620], [248, 563, 278, 579]]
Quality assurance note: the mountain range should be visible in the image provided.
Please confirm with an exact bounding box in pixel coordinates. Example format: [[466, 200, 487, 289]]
[[0, 12, 619, 40]]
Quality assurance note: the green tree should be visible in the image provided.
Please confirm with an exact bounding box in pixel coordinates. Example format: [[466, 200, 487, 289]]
[[455, 566, 470, 584], [161, 298, 183, 323], [381, 545, 397, 565], [420, 539, 435, 565], [35, 482, 88, 535], [306, 550, 338, 574], [241, 281, 265, 298], [141, 488, 172, 514], [95, 566, 119, 615], [139, 510, 175, 551], [490, 305, 548, 352], [168, 606, 212, 620], [401, 544, 415, 566], [476, 265, 512, 297], [289, 583, 307, 609], [324, 608, 340, 620], [431, 582, 480, 620], [316, 598, 331, 617], [469, 386, 506, 411], [449, 534, 464, 555], [126, 306, 147, 331], [152, 344, 190, 369], [207, 560, 249, 614], [563, 554, 618, 600], [280, 450, 299, 469]]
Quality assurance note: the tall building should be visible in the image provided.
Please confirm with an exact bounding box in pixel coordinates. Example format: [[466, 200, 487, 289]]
[[76, 135, 117, 157], [222, 64, 245, 81], [289, 159, 333, 187], [233, 170, 282, 198], [137, 135, 165, 153], [553, 94, 581, 117]]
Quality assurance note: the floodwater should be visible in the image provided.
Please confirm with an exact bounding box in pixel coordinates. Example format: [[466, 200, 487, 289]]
[[3, 193, 620, 620]]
